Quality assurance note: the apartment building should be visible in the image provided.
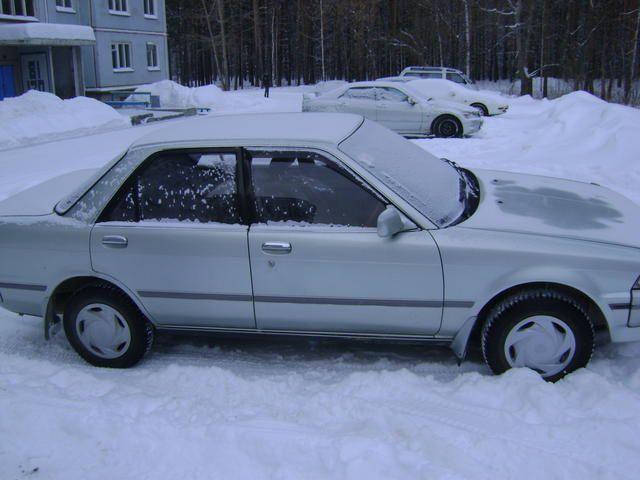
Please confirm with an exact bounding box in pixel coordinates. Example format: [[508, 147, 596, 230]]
[[0, 0, 169, 100]]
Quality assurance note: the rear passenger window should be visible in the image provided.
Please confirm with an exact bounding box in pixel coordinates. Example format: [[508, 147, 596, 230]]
[[249, 151, 386, 227], [99, 151, 241, 224]]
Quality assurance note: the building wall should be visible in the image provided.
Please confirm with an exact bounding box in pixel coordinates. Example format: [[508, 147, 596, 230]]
[[1, 0, 168, 94], [89, 0, 168, 90], [91, 30, 167, 89]]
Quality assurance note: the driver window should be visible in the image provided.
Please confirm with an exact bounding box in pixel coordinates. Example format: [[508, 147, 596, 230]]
[[377, 87, 409, 103], [249, 151, 386, 227]]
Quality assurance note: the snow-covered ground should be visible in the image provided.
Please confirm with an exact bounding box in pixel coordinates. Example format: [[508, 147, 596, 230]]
[[1, 86, 640, 479]]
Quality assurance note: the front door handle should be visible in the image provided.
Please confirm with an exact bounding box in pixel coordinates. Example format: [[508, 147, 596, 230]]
[[102, 235, 128, 248], [261, 242, 292, 254]]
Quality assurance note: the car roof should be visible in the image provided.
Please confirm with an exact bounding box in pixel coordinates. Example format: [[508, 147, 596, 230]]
[[131, 112, 365, 148], [346, 81, 410, 90], [403, 66, 463, 73]]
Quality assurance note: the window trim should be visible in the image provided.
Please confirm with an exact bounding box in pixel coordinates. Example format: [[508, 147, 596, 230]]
[[108, 0, 129, 16], [143, 0, 157, 18], [0, 0, 36, 17], [55, 0, 74, 13], [97, 147, 247, 225], [111, 41, 133, 72], [95, 146, 413, 230], [244, 147, 389, 228], [146, 42, 159, 71]]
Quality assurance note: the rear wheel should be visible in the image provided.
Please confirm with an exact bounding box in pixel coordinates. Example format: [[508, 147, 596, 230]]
[[470, 103, 489, 116], [432, 115, 463, 138], [481, 289, 594, 381], [64, 287, 154, 368]]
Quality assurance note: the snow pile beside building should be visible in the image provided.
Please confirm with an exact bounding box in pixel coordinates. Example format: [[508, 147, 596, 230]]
[[136, 80, 302, 113], [420, 90, 640, 205], [0, 90, 130, 150], [135, 80, 224, 109]]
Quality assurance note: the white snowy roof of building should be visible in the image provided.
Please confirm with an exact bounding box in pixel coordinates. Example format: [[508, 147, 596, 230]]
[[132, 113, 365, 148], [0, 23, 95, 46]]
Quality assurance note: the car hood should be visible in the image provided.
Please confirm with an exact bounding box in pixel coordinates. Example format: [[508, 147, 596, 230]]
[[460, 169, 640, 249], [0, 168, 99, 217]]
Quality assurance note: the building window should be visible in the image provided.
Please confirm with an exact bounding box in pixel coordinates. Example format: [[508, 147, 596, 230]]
[[55, 0, 74, 13], [0, 0, 36, 17], [108, 0, 128, 15], [111, 42, 132, 71], [146, 43, 159, 70], [144, 0, 156, 17]]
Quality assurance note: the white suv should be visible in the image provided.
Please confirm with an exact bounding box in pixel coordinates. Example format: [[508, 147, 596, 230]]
[[399, 66, 476, 88]]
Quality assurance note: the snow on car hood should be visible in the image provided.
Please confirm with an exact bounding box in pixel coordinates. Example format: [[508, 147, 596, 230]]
[[461, 169, 640, 249], [0, 168, 99, 217]]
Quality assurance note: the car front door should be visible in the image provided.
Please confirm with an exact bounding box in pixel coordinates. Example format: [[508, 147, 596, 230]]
[[246, 149, 444, 336], [375, 87, 424, 134], [335, 87, 378, 121], [90, 149, 255, 330]]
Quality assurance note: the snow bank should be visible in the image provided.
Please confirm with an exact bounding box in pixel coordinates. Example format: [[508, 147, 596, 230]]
[[418, 90, 640, 205], [0, 90, 130, 151], [134, 80, 302, 113]]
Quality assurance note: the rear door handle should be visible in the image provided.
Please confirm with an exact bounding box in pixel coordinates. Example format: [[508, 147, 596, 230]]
[[261, 242, 292, 254], [102, 235, 128, 248]]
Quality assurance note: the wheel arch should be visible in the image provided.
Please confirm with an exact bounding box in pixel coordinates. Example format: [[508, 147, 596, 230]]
[[431, 114, 463, 137], [469, 102, 489, 116], [453, 281, 609, 360], [43, 275, 154, 339]]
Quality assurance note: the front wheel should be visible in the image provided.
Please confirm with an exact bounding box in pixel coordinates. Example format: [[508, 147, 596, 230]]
[[432, 115, 463, 138], [64, 286, 154, 368], [481, 289, 594, 381]]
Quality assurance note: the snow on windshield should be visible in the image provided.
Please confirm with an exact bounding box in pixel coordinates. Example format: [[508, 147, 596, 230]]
[[339, 120, 463, 227]]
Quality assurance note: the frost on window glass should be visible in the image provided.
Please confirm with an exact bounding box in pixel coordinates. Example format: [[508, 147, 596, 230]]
[[377, 87, 408, 103], [341, 88, 377, 100], [101, 151, 240, 224], [249, 151, 385, 227]]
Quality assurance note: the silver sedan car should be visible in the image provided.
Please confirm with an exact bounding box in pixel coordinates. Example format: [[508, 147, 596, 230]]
[[303, 81, 483, 138], [1, 113, 639, 380]]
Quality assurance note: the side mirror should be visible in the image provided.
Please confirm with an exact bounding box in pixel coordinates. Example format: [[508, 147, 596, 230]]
[[377, 207, 406, 238], [407, 97, 417, 106]]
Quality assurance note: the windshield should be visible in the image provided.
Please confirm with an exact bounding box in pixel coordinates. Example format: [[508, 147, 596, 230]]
[[339, 120, 465, 227]]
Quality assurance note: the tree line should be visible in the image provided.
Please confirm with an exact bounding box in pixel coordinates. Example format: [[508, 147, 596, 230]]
[[167, 0, 640, 103]]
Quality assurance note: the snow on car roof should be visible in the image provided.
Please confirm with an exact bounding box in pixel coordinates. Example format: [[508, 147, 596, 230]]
[[132, 113, 365, 148]]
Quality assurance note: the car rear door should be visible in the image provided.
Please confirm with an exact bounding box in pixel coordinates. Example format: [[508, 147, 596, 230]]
[[375, 87, 425, 134], [90, 149, 255, 330], [245, 149, 444, 336]]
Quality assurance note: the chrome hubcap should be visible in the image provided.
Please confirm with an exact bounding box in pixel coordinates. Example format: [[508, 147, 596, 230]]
[[504, 315, 576, 378], [76, 303, 131, 359]]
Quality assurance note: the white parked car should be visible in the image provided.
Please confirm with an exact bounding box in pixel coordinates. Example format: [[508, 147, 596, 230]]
[[407, 79, 509, 116], [1, 113, 640, 381], [399, 66, 476, 87], [303, 81, 483, 138]]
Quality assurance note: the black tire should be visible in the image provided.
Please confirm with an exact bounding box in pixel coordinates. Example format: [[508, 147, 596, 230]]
[[64, 286, 154, 368], [432, 115, 463, 138], [481, 289, 594, 382], [470, 103, 489, 116]]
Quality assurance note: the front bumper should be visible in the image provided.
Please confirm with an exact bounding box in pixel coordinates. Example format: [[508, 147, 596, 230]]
[[463, 117, 483, 135]]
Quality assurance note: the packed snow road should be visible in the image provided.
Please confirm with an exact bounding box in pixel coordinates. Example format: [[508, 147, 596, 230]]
[[1, 87, 640, 479]]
